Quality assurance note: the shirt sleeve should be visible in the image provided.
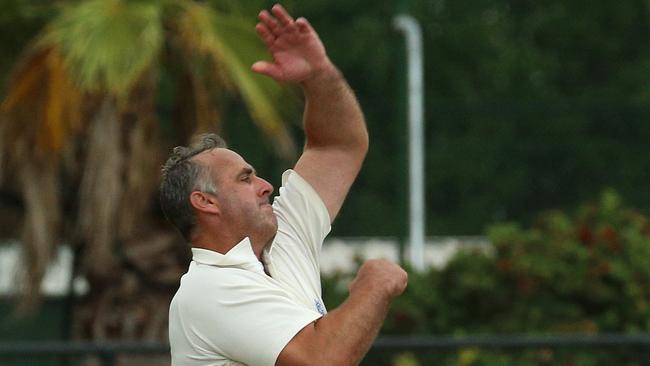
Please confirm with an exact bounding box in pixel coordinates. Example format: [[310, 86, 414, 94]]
[[272, 169, 332, 261]]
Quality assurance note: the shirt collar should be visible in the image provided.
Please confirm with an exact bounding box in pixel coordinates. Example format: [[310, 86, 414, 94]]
[[191, 237, 264, 272]]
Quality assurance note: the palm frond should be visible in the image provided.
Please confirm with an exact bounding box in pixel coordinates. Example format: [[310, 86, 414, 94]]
[[1, 48, 48, 113], [41, 0, 164, 97], [42, 47, 82, 152], [1, 46, 82, 160], [0, 48, 49, 167]]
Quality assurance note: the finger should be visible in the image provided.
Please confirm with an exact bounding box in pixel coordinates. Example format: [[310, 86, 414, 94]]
[[255, 23, 275, 47], [295, 17, 313, 34], [271, 4, 294, 26], [259, 10, 281, 36], [251, 61, 284, 81]]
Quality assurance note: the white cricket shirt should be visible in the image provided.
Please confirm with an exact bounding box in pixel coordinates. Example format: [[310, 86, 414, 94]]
[[169, 170, 332, 366]]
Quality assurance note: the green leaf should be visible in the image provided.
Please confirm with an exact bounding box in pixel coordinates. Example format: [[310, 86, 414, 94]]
[[41, 0, 163, 96]]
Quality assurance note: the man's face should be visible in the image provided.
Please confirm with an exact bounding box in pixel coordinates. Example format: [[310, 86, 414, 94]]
[[195, 148, 278, 246]]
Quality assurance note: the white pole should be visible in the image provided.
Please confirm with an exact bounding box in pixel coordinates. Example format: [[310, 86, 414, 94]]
[[393, 15, 425, 271]]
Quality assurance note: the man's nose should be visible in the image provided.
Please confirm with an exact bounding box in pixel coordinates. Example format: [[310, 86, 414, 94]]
[[257, 177, 274, 197]]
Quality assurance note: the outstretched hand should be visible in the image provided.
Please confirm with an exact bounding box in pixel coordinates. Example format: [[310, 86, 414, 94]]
[[252, 4, 333, 83]]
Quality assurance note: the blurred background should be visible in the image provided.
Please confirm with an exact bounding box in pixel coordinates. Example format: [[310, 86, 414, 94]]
[[0, 0, 648, 365]]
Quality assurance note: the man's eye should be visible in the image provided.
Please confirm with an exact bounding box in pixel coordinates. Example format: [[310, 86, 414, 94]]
[[242, 176, 251, 182]]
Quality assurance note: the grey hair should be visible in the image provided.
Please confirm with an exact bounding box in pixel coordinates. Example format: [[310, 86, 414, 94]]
[[159, 133, 227, 241]]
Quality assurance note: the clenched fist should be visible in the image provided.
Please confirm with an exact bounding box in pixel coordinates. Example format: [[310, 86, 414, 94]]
[[349, 259, 408, 300]]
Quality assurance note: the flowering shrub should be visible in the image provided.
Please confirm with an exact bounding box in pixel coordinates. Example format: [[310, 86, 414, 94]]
[[322, 190, 650, 365]]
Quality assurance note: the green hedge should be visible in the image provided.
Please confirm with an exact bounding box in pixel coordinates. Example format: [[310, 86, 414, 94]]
[[322, 190, 650, 365]]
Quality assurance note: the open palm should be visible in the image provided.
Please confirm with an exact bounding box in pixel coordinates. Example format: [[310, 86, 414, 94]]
[[252, 4, 331, 83]]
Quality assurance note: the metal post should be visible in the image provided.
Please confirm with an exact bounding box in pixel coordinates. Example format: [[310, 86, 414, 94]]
[[393, 15, 425, 271]]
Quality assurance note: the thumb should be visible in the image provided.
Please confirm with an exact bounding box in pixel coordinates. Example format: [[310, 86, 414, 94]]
[[251, 61, 284, 80]]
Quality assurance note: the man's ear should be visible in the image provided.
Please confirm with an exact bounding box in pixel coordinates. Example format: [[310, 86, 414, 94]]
[[189, 191, 220, 214]]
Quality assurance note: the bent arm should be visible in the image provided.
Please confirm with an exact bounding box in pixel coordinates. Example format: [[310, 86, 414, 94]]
[[276, 288, 387, 366], [294, 65, 368, 221], [276, 259, 407, 366]]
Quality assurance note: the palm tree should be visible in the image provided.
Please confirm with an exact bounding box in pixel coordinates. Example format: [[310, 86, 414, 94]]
[[0, 0, 295, 347]]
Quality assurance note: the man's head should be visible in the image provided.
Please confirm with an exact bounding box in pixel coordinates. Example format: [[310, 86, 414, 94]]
[[160, 134, 227, 241], [160, 133, 277, 250]]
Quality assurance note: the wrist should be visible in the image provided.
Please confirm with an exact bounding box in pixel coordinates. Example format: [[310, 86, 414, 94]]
[[350, 280, 393, 306], [301, 61, 342, 92]]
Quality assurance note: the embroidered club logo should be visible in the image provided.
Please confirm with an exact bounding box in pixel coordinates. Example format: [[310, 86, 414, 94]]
[[314, 299, 327, 315]]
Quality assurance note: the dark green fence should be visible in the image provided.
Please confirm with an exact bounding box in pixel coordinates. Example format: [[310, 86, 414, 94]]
[[1, 334, 649, 366]]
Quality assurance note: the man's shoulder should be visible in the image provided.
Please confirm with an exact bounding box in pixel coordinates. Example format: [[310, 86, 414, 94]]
[[175, 261, 285, 300], [172, 264, 264, 316], [273, 169, 330, 222]]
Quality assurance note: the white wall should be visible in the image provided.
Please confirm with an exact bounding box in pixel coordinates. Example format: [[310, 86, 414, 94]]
[[0, 236, 490, 296]]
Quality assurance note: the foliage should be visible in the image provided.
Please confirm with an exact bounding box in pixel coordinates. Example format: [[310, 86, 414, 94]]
[[415, 0, 650, 235], [322, 191, 650, 365], [1, 0, 648, 237], [292, 0, 650, 237]]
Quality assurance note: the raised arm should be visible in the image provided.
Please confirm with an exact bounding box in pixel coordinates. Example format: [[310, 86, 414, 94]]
[[252, 4, 368, 222]]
